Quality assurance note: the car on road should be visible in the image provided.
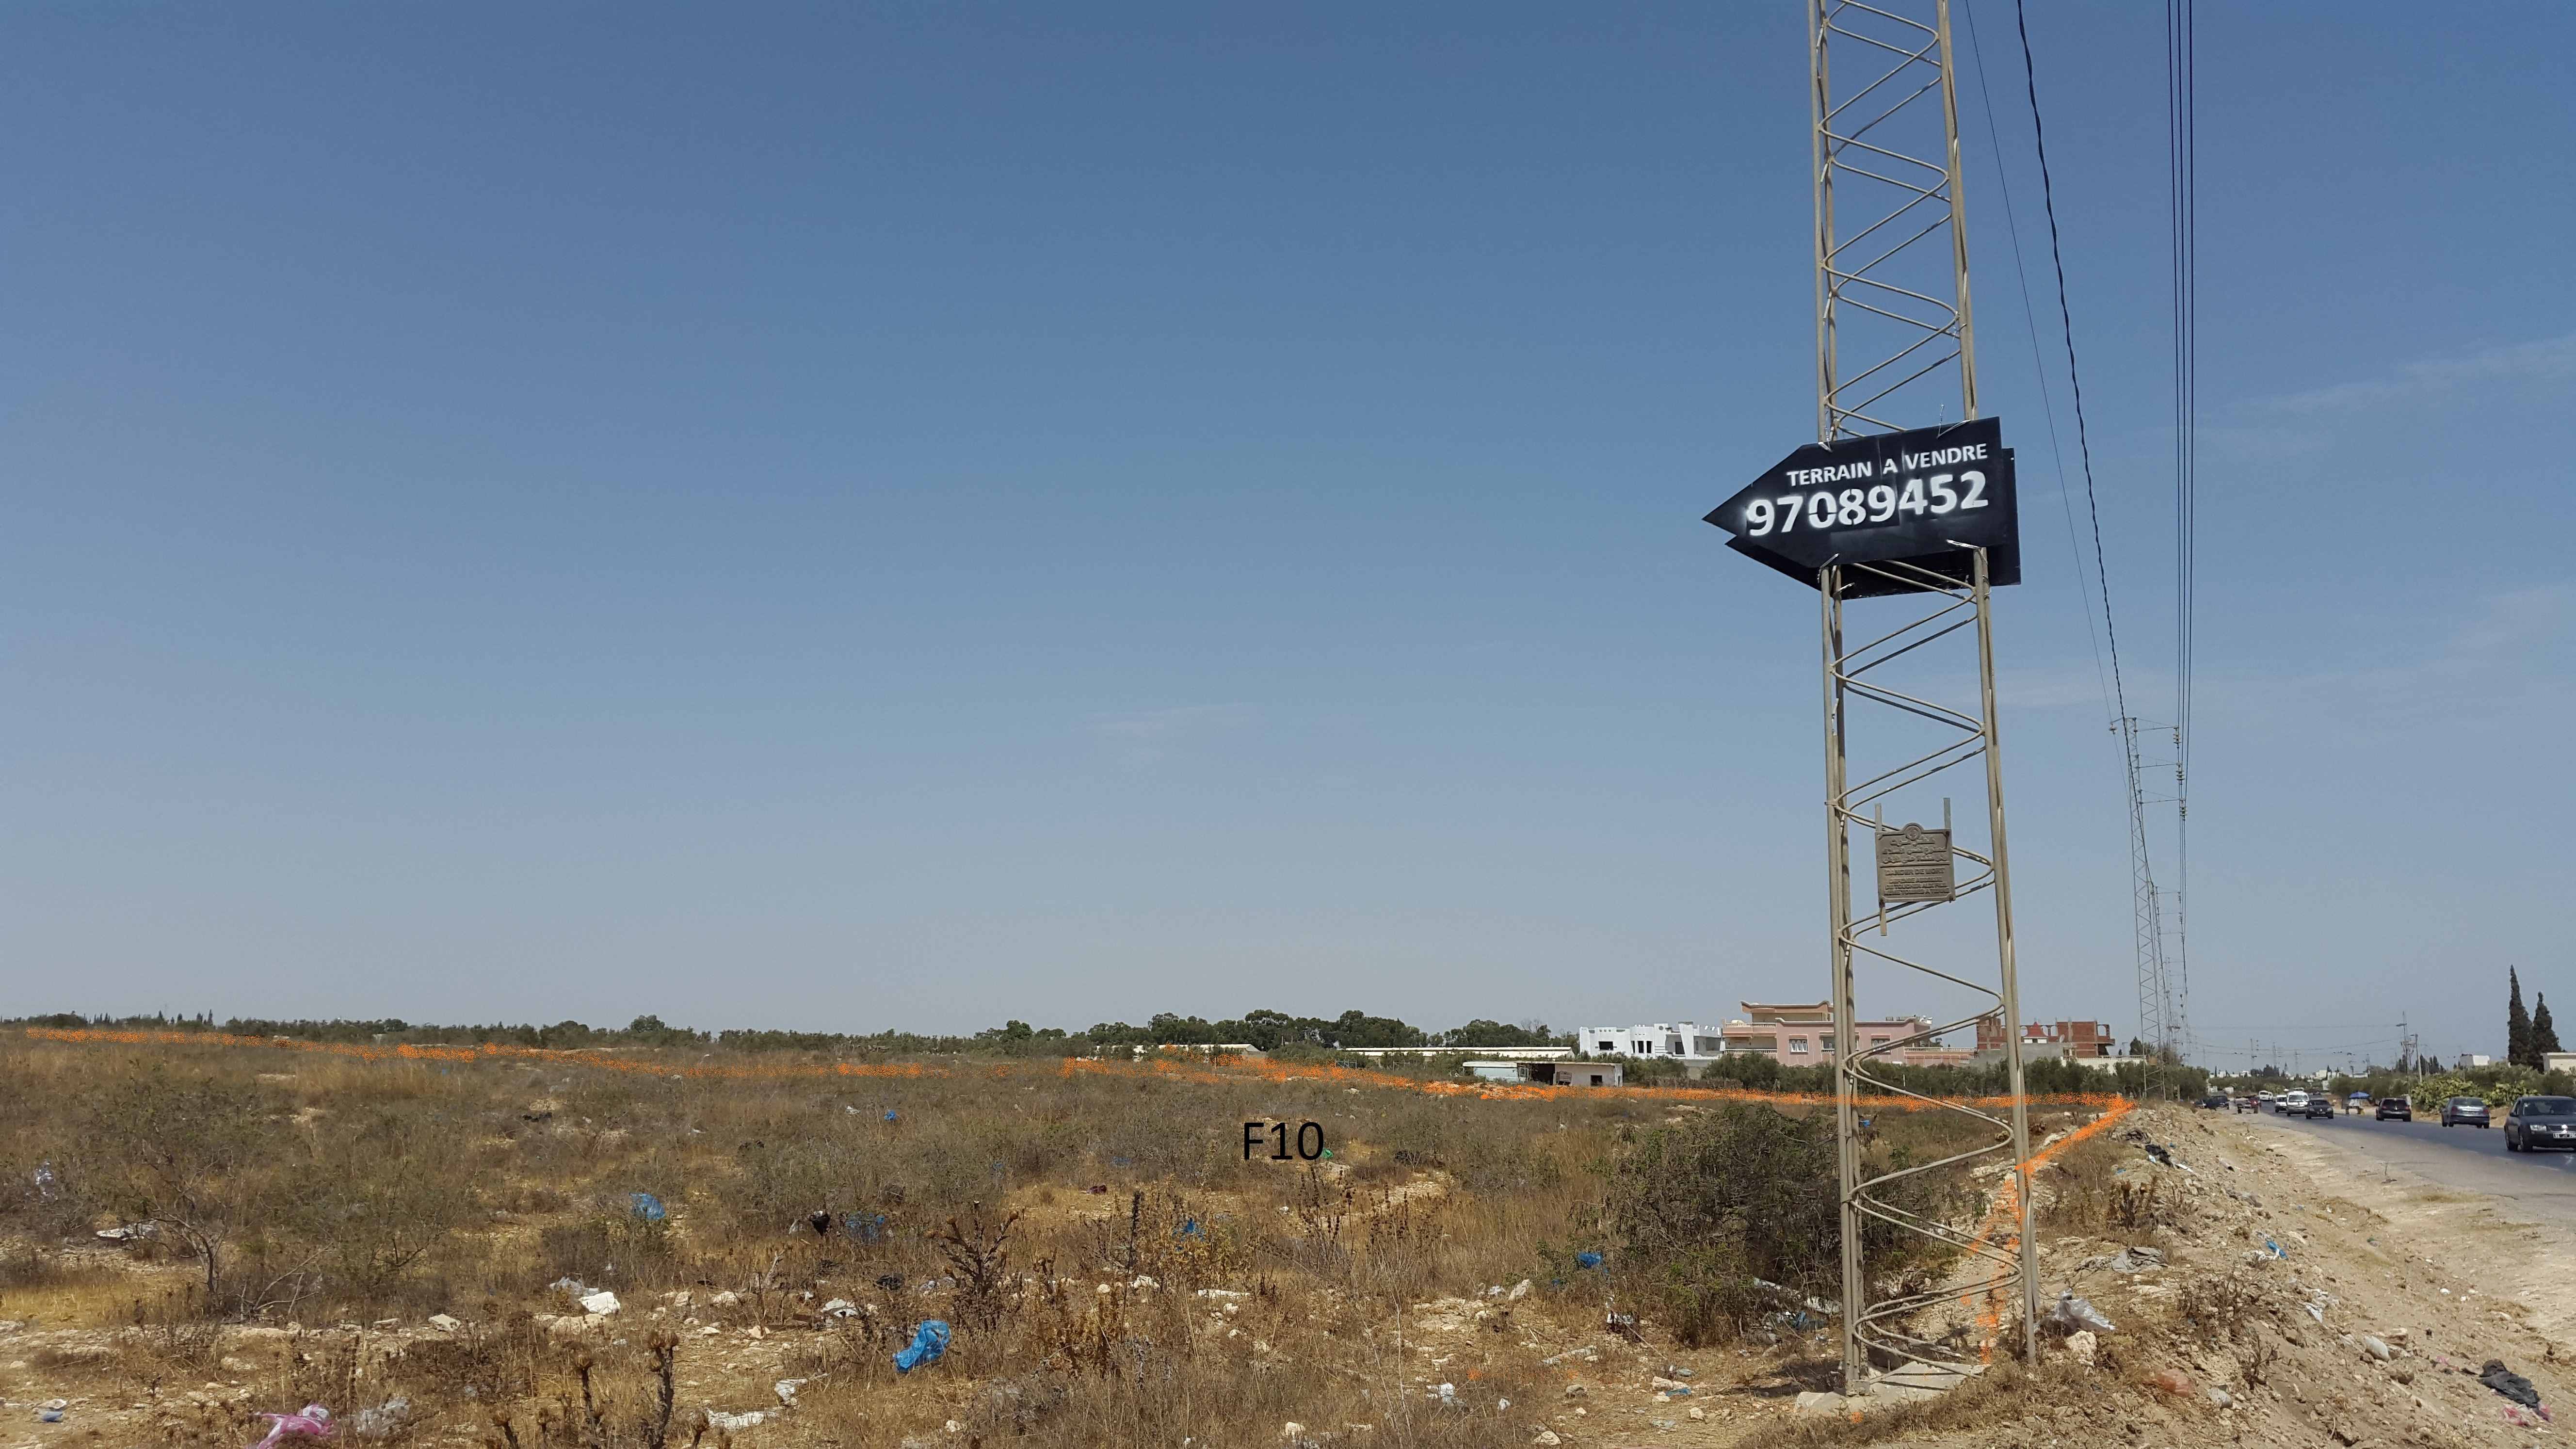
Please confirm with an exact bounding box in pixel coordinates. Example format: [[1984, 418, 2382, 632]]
[[2347, 1092, 2372, 1113], [2301, 1094, 2337, 1119], [2375, 1096, 2413, 1121], [2504, 1095, 2576, 1152], [2277, 1091, 2310, 1114], [2440, 1096, 2492, 1128], [2199, 1093, 2229, 1110], [2257, 1090, 2277, 1105], [2234, 1095, 2258, 1113]]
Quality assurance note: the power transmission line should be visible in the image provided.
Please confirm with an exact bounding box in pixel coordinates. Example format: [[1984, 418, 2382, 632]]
[[2163, 0, 2199, 1086], [1993, 0, 2179, 1088]]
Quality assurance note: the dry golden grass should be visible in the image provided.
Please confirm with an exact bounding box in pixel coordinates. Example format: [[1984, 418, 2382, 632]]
[[0, 1036, 2079, 1449]]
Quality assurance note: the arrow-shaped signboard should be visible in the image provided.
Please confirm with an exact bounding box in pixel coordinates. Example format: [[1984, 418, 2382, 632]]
[[1705, 418, 2019, 596]]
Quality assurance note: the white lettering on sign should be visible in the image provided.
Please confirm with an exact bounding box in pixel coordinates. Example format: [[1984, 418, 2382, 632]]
[[1741, 469, 1989, 538], [1787, 461, 1877, 486], [1899, 442, 1989, 470]]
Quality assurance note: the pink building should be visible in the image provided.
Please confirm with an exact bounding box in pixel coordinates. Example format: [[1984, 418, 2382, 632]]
[[1718, 1001, 1945, 1064]]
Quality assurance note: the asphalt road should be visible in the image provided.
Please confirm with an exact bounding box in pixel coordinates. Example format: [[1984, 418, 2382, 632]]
[[2232, 1101, 2576, 1228]]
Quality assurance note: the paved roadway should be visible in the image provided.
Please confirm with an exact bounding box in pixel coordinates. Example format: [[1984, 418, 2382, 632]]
[[2233, 1101, 2576, 1229]]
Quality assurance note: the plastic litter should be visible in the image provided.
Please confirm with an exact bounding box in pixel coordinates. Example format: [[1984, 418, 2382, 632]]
[[883, 1110, 899, 1122], [38, 1408, 65, 1424], [2049, 1293, 2117, 1334], [893, 1319, 951, 1373], [2147, 1368, 2193, 1397], [2142, 1143, 2174, 1166], [1434, 1383, 1459, 1410], [628, 1192, 666, 1223], [2479, 1360, 2541, 1409], [351, 1398, 410, 1440], [2263, 1238, 2285, 1258], [1177, 1218, 1203, 1239], [1751, 1277, 1840, 1314], [705, 1410, 766, 1432], [1574, 1251, 1604, 1270], [580, 1291, 621, 1316], [248, 1404, 335, 1449], [843, 1212, 887, 1242], [32, 1163, 59, 1199], [2360, 1335, 2391, 1362]]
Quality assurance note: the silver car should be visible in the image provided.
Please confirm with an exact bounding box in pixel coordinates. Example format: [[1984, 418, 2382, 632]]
[[2440, 1096, 2491, 1128]]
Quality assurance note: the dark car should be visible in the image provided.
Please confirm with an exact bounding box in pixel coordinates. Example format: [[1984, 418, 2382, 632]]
[[2301, 1095, 2336, 1119], [2376, 1097, 2413, 1121], [2234, 1095, 2257, 1113], [2199, 1094, 2229, 1110], [2504, 1096, 2576, 1152], [2441, 1096, 2492, 1128]]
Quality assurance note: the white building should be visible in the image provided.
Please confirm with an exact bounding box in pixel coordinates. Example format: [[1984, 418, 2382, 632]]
[[1575, 1021, 1727, 1066]]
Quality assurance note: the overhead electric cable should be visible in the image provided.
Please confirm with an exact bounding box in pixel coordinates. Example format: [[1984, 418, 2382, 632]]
[[2164, 0, 2199, 1068], [2003, 0, 2131, 730], [1958, 0, 2112, 729], [2001, 0, 2183, 1084]]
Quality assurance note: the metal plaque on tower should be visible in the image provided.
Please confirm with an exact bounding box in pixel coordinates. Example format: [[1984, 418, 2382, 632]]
[[1874, 822, 1955, 904]]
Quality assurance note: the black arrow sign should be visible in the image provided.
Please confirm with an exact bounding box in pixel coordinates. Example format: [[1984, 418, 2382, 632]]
[[1705, 418, 2019, 596]]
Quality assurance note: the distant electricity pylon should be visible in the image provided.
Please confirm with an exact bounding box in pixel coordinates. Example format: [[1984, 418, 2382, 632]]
[[2121, 718, 2186, 1093]]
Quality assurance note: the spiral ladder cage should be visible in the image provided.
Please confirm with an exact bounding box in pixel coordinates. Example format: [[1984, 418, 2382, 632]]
[[1803, 0, 2040, 1391]]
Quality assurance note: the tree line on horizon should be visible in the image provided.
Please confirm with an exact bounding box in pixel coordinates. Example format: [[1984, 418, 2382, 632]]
[[2, 1008, 1570, 1054]]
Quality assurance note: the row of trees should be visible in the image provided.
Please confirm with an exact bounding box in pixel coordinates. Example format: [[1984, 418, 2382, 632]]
[[1078, 1010, 1562, 1051], [7, 1009, 1569, 1056]]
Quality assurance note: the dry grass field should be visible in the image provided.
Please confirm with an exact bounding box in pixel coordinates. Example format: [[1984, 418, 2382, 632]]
[[0, 1035, 2119, 1449]]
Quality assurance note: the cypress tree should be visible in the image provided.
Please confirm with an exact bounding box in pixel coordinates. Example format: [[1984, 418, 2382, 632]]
[[2535, 992, 2562, 1060], [2510, 967, 2534, 1068]]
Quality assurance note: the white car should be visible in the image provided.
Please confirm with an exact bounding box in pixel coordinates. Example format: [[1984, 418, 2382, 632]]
[[2276, 1091, 2310, 1114]]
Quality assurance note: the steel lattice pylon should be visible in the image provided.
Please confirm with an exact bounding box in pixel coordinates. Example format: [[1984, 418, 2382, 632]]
[[1804, 0, 2039, 1391]]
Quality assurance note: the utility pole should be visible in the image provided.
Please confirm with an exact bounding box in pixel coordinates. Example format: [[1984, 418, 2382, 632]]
[[1705, 0, 2032, 1399], [1803, 0, 2034, 1392]]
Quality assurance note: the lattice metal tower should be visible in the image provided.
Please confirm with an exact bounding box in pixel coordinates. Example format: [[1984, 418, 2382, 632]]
[[1805, 0, 2038, 1390], [2121, 717, 2176, 1092]]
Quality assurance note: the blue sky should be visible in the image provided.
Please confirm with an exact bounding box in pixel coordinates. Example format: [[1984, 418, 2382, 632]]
[[5, 3, 2570, 1065]]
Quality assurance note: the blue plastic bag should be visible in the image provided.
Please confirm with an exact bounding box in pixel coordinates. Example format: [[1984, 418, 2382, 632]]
[[629, 1192, 667, 1223], [843, 1213, 887, 1243], [1176, 1218, 1202, 1239], [883, 1110, 900, 1123], [893, 1320, 950, 1373], [1575, 1251, 1604, 1270]]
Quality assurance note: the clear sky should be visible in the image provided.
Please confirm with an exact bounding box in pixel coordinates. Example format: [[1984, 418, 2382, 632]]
[[5, 3, 2570, 1065]]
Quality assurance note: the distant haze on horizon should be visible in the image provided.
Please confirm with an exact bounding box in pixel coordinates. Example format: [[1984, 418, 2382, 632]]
[[5, 3, 2572, 1072]]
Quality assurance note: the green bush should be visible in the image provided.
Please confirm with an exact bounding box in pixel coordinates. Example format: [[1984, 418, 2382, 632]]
[[1604, 1102, 1956, 1347]]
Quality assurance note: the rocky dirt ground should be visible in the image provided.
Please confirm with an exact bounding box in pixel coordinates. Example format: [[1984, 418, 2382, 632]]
[[3, 1103, 2568, 1449]]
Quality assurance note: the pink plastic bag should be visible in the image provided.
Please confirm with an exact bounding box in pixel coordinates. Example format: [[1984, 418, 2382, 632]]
[[248, 1404, 334, 1449]]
